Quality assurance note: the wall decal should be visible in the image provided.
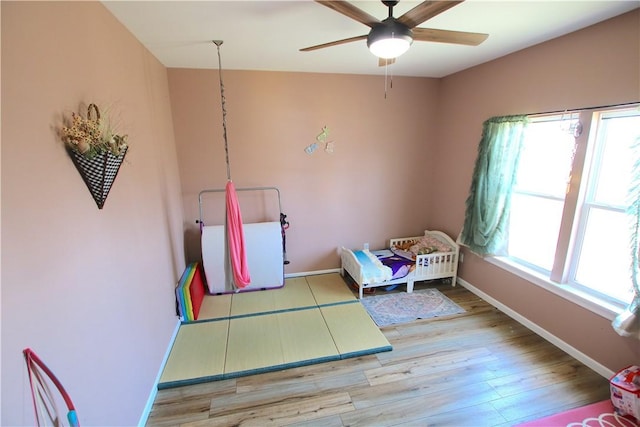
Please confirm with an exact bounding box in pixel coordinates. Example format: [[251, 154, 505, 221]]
[[305, 126, 335, 155]]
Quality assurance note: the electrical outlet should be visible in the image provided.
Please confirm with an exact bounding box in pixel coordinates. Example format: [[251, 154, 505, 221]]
[[459, 252, 464, 263], [364, 243, 369, 250]]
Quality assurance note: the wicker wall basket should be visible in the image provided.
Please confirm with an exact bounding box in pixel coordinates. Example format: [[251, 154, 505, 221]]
[[68, 147, 127, 209]]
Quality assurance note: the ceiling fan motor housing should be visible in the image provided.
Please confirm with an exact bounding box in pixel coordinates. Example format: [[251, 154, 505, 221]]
[[381, 0, 400, 10], [367, 18, 413, 59]]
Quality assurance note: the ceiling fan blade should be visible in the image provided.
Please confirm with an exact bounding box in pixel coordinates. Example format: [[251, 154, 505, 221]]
[[315, 1, 380, 28], [412, 27, 488, 46], [300, 35, 368, 52], [397, 1, 464, 28], [378, 57, 396, 67]]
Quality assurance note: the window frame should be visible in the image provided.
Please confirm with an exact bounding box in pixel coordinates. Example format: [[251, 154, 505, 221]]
[[491, 104, 640, 318]]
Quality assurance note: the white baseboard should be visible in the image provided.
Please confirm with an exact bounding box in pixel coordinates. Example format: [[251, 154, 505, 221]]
[[285, 268, 341, 278], [138, 318, 182, 426], [138, 274, 611, 425], [457, 277, 614, 379]]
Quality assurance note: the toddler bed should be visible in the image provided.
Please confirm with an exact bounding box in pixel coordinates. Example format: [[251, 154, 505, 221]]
[[341, 230, 459, 299]]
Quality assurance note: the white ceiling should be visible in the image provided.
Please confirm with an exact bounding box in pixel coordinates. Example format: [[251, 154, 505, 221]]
[[102, 0, 639, 78]]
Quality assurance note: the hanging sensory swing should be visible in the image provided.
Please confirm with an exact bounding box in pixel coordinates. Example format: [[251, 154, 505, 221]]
[[212, 40, 251, 290]]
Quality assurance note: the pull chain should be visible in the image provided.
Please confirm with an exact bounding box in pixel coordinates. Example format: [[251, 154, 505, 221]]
[[384, 61, 388, 99], [383, 58, 394, 99]]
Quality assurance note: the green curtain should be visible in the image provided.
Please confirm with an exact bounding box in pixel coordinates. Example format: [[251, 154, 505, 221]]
[[613, 136, 640, 339], [460, 115, 529, 256]]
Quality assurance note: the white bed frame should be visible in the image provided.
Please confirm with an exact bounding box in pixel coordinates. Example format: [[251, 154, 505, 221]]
[[341, 230, 459, 299]]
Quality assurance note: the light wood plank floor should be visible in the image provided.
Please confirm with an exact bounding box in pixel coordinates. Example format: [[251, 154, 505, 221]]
[[146, 278, 611, 427]]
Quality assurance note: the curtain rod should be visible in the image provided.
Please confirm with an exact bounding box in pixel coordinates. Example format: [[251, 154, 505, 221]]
[[525, 100, 639, 117]]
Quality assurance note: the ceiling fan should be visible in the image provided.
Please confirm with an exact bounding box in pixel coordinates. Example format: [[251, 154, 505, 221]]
[[300, 0, 488, 65]]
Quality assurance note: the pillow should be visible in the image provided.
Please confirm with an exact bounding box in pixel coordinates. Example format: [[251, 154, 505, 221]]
[[410, 235, 452, 255], [391, 234, 453, 259], [390, 247, 416, 261]]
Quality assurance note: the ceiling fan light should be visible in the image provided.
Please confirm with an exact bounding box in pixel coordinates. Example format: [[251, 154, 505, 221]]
[[367, 19, 413, 59], [369, 38, 411, 59]]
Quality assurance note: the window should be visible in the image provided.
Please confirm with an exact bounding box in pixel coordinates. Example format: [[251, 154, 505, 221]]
[[506, 105, 640, 307]]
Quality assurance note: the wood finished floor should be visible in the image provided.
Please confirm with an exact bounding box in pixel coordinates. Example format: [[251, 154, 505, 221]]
[[146, 278, 611, 427]]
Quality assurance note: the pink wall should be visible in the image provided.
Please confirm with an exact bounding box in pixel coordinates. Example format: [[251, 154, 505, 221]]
[[169, 69, 441, 272], [2, 2, 638, 425], [434, 10, 640, 371], [169, 9, 639, 372], [2, 2, 184, 425]]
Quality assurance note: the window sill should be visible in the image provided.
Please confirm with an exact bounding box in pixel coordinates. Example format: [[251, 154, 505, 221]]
[[485, 256, 624, 321]]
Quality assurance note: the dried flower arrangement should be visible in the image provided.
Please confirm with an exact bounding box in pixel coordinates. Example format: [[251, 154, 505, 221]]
[[61, 103, 128, 159]]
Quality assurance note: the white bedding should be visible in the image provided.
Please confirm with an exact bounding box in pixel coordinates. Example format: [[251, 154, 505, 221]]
[[353, 250, 393, 283]]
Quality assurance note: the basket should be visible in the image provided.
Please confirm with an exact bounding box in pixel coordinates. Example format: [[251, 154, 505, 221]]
[[65, 103, 128, 209], [68, 147, 127, 209]]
